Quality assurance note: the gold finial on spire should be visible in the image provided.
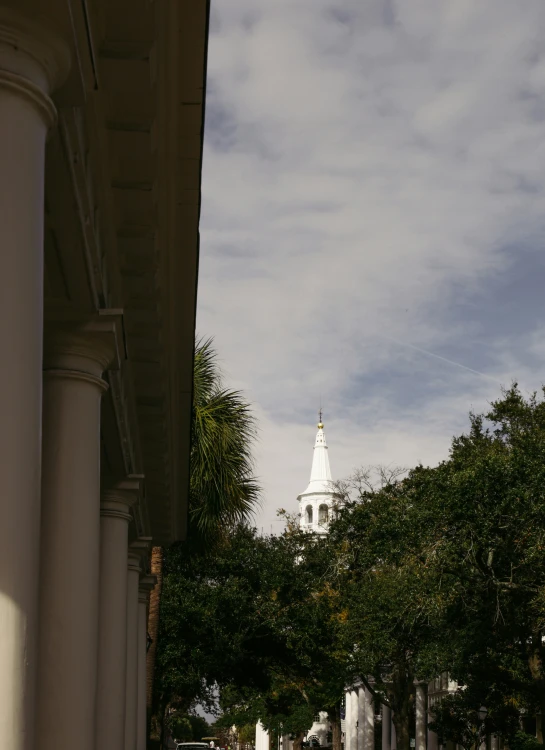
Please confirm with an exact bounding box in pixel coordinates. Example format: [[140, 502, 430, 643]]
[[318, 407, 324, 429]]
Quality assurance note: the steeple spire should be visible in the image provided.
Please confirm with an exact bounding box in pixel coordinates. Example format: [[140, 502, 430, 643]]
[[298, 415, 333, 497], [309, 418, 331, 487], [297, 414, 337, 533]]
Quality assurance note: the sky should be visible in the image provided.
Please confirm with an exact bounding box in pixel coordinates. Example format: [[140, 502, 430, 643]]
[[196, 0, 545, 533]]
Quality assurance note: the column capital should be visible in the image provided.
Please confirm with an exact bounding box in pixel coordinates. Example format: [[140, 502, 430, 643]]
[[127, 552, 143, 574], [128, 537, 152, 574], [103, 475, 145, 494], [138, 575, 157, 604], [101, 475, 144, 522], [139, 574, 157, 593], [0, 6, 70, 126], [101, 495, 137, 523], [44, 308, 125, 377]]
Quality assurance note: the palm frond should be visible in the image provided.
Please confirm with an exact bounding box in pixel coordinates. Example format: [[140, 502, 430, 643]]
[[190, 338, 261, 536]]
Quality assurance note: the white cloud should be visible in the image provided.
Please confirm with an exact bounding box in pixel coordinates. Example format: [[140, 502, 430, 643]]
[[197, 0, 545, 530]]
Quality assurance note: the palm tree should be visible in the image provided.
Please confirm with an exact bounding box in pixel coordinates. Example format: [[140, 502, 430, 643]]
[[189, 336, 260, 536], [147, 337, 260, 733]]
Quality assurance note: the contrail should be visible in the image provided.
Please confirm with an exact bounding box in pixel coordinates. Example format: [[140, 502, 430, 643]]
[[382, 334, 502, 385]]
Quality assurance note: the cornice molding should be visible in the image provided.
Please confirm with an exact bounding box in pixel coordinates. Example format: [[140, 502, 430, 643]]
[[297, 489, 341, 501], [44, 308, 125, 376]]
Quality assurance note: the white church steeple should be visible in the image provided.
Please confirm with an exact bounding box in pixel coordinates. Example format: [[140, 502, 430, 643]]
[[297, 413, 338, 534]]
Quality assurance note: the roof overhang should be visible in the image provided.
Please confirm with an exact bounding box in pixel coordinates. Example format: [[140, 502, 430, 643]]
[[42, 0, 210, 545]]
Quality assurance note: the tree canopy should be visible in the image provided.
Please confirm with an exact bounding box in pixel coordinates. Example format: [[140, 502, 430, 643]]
[[148, 337, 262, 744], [154, 385, 545, 750]]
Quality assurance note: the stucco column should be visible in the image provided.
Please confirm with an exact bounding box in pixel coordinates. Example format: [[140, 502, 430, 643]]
[[125, 552, 141, 750], [415, 683, 427, 750], [351, 691, 359, 750], [0, 9, 68, 750], [357, 688, 365, 750], [426, 698, 437, 750], [345, 691, 353, 750], [36, 319, 120, 750], [382, 705, 391, 750], [391, 716, 396, 750], [137, 576, 156, 750], [364, 687, 374, 750], [95, 480, 141, 750], [426, 729, 437, 750], [126, 541, 150, 750]]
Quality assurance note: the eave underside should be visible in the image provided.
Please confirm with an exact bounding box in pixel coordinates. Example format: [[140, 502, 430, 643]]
[[44, 0, 210, 545]]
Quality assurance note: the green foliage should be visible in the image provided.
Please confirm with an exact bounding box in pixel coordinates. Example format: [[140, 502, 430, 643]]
[[236, 725, 257, 745], [157, 383, 545, 750], [323, 479, 443, 749], [156, 523, 350, 738], [187, 714, 213, 742], [165, 711, 210, 741], [428, 690, 519, 750], [415, 387, 545, 739], [151, 338, 261, 740], [154, 526, 275, 715], [169, 715, 193, 742], [427, 692, 486, 750], [321, 385, 545, 748], [510, 732, 544, 750], [190, 338, 260, 537]]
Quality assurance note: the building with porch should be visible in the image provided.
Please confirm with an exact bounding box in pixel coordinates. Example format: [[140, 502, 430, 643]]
[[0, 1, 209, 749]]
